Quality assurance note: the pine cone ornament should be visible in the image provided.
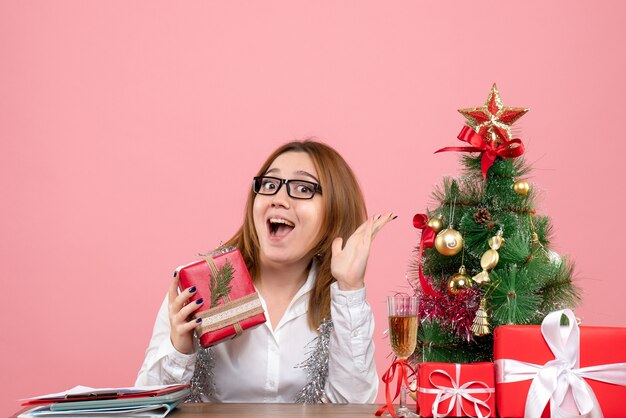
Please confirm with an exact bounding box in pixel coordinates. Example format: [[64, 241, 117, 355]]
[[473, 208, 491, 225]]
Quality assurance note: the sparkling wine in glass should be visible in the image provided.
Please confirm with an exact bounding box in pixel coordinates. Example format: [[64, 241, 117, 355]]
[[387, 295, 420, 418], [389, 315, 418, 359]]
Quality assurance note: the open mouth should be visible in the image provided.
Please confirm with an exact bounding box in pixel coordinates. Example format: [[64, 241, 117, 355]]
[[267, 217, 295, 238]]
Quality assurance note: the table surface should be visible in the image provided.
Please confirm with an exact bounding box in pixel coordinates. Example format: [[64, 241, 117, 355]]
[[13, 403, 385, 418], [173, 403, 379, 417]]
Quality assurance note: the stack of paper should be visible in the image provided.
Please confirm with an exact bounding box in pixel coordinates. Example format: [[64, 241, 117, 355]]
[[19, 384, 190, 417]]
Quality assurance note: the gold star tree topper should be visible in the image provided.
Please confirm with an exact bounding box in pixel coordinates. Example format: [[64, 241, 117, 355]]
[[458, 84, 529, 145]]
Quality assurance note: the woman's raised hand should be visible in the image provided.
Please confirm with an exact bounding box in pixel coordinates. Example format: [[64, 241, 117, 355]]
[[330, 212, 396, 291], [168, 272, 204, 354]]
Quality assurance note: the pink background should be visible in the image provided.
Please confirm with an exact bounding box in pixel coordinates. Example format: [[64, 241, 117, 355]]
[[2, 1, 625, 415]]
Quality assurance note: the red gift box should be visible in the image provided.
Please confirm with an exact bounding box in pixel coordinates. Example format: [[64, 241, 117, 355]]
[[417, 362, 495, 418], [177, 248, 266, 347], [494, 309, 626, 418]]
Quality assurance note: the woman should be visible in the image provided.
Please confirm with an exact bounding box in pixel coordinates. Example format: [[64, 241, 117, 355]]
[[136, 139, 394, 403]]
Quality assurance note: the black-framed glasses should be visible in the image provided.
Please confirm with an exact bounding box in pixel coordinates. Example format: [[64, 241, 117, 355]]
[[252, 176, 322, 200]]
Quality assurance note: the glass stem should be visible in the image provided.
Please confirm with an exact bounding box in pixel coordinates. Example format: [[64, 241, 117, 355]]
[[399, 382, 407, 410]]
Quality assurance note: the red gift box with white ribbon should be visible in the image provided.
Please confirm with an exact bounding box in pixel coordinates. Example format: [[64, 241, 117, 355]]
[[494, 309, 626, 418], [177, 247, 266, 347], [417, 362, 495, 418]]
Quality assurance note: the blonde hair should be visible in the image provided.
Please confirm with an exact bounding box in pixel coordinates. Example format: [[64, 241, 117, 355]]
[[222, 139, 367, 330]]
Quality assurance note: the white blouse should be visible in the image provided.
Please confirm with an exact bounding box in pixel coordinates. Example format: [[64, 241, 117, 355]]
[[135, 267, 378, 403]]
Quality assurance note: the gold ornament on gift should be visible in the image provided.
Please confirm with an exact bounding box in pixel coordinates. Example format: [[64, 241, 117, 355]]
[[448, 265, 472, 295], [427, 216, 444, 234], [471, 297, 491, 336], [472, 231, 504, 284], [513, 179, 530, 195]]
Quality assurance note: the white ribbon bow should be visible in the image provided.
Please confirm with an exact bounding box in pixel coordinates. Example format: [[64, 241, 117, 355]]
[[417, 363, 494, 418], [495, 309, 626, 418]]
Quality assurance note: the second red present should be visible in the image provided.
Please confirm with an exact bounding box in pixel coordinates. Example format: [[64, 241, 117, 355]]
[[494, 309, 626, 418], [417, 362, 495, 418]]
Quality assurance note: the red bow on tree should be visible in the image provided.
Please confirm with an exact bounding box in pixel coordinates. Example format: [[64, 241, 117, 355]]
[[413, 214, 442, 297], [435, 125, 525, 179]]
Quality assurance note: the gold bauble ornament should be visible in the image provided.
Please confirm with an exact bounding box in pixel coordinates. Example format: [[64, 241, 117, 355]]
[[513, 179, 530, 195], [427, 217, 444, 234], [448, 266, 472, 295], [435, 228, 464, 256]]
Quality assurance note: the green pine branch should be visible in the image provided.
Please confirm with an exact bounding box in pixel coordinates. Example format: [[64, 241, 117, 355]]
[[498, 231, 531, 265], [414, 319, 493, 363], [490, 266, 542, 326], [461, 154, 532, 178], [210, 260, 234, 308], [537, 257, 580, 316]]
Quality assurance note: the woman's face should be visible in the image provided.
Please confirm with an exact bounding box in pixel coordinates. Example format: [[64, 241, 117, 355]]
[[253, 151, 324, 268]]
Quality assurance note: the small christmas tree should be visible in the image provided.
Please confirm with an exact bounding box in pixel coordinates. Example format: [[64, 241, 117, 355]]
[[410, 84, 580, 363]]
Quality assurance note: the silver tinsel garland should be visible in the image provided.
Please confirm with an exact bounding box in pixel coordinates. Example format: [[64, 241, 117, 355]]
[[184, 319, 333, 403], [294, 319, 333, 404], [185, 345, 215, 403]]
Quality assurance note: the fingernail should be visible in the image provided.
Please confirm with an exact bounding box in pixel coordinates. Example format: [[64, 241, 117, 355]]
[[392, 215, 398, 220], [195, 318, 202, 324], [189, 286, 197, 293], [196, 298, 204, 305], [173, 271, 177, 277]]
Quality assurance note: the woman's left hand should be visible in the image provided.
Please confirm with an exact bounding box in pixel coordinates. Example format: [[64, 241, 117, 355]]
[[331, 212, 396, 291]]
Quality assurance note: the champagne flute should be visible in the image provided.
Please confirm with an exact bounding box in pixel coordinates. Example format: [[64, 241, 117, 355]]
[[387, 295, 420, 418]]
